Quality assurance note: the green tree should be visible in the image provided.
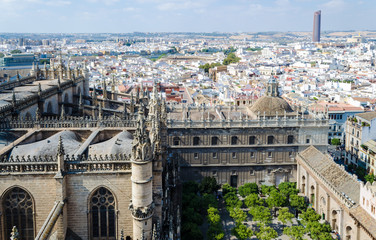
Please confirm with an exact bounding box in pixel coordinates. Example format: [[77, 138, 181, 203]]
[[290, 194, 307, 212], [207, 222, 224, 240], [355, 166, 367, 180], [199, 62, 222, 73], [199, 176, 220, 194], [244, 193, 264, 208], [224, 192, 243, 209], [222, 183, 237, 195], [231, 223, 253, 240], [256, 225, 278, 240], [331, 138, 341, 146], [278, 182, 299, 197], [278, 207, 294, 226], [229, 207, 247, 224], [249, 206, 272, 224], [223, 46, 237, 55], [223, 52, 240, 65], [183, 181, 199, 194], [182, 207, 203, 225], [266, 190, 287, 209], [283, 225, 306, 240], [207, 207, 220, 224], [202, 193, 218, 209], [261, 185, 277, 195], [365, 173, 375, 184], [316, 232, 333, 240], [10, 49, 22, 54], [181, 221, 203, 240], [300, 208, 320, 225], [0, 52, 4, 58], [306, 221, 331, 240], [238, 182, 259, 197]]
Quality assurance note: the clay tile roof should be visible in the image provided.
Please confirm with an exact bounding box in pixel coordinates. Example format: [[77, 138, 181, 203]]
[[299, 146, 360, 203], [357, 112, 376, 121], [349, 206, 376, 239]]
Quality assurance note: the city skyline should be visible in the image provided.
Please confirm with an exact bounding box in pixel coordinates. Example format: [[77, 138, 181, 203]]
[[0, 0, 375, 33]]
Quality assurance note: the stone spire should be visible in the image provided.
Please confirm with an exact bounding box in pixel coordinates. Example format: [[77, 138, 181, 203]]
[[60, 104, 65, 120], [132, 109, 152, 162], [57, 76, 61, 90], [38, 83, 42, 97], [111, 75, 116, 92], [130, 92, 135, 113], [102, 80, 108, 100], [98, 104, 103, 119], [56, 135, 65, 176], [57, 135, 65, 156], [12, 90, 16, 108], [136, 85, 140, 103], [66, 60, 71, 79], [36, 107, 41, 121]]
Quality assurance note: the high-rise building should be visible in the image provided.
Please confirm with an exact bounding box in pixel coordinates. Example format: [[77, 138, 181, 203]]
[[313, 10, 321, 42]]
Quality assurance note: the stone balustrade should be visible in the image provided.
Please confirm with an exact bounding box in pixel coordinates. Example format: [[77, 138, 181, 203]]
[[0, 116, 137, 129], [0, 153, 132, 174], [167, 117, 328, 129]]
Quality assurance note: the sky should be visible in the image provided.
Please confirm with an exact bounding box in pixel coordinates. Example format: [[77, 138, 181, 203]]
[[0, 0, 374, 33]]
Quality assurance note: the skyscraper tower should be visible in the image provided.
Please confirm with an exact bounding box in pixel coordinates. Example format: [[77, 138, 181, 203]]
[[313, 10, 321, 42]]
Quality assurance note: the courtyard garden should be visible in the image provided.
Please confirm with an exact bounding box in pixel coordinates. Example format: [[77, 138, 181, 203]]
[[182, 177, 334, 240]]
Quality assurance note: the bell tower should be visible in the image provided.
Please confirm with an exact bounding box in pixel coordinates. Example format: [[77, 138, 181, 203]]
[[129, 108, 154, 240], [266, 75, 279, 97]]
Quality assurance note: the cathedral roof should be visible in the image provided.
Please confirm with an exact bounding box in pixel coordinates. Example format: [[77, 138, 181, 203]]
[[10, 130, 82, 158], [249, 96, 294, 115], [88, 131, 133, 156]]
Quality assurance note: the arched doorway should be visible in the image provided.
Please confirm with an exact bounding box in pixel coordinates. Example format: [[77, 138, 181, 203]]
[[310, 185, 315, 207], [346, 226, 352, 240], [301, 176, 306, 194], [2, 187, 34, 240], [320, 197, 326, 220], [332, 210, 338, 231], [89, 187, 116, 240]]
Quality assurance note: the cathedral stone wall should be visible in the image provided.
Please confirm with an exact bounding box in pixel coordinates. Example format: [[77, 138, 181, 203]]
[[0, 174, 57, 240], [66, 173, 133, 239]]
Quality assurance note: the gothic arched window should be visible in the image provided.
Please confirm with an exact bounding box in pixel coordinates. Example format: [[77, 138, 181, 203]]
[[90, 187, 116, 240], [3, 187, 34, 240]]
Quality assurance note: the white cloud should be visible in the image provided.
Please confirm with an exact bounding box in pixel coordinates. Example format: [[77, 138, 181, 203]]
[[123, 7, 137, 12], [156, 0, 208, 11], [322, 0, 345, 9]]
